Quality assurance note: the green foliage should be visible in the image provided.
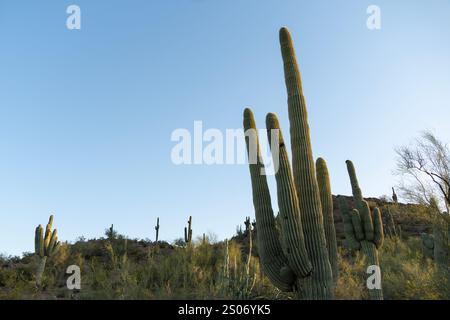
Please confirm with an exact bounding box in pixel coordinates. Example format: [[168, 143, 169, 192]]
[[1, 234, 449, 299], [380, 238, 449, 299]]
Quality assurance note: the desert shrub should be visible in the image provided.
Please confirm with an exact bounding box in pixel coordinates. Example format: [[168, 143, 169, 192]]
[[335, 248, 367, 300], [380, 237, 449, 299]]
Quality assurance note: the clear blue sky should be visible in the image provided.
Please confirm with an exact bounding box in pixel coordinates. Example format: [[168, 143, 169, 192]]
[[1, 1, 449, 256]]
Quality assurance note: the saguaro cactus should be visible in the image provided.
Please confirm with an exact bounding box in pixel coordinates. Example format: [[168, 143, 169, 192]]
[[339, 160, 384, 300], [392, 187, 398, 203], [383, 206, 399, 238], [107, 224, 115, 239], [421, 233, 435, 259], [244, 216, 251, 236], [316, 158, 338, 284], [184, 216, 193, 244], [243, 27, 336, 299], [155, 217, 160, 242], [34, 215, 61, 287]]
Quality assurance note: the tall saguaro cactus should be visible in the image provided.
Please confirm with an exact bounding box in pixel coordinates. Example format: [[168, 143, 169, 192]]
[[34, 215, 61, 287], [339, 160, 384, 300], [243, 27, 336, 299], [316, 158, 338, 284]]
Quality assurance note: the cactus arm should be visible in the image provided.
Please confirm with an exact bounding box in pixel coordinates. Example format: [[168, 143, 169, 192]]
[[266, 113, 312, 278], [47, 229, 58, 256], [372, 208, 384, 249], [351, 209, 365, 241], [52, 241, 61, 256], [279, 27, 333, 300], [345, 160, 364, 201], [316, 157, 338, 283], [35, 225, 44, 257], [43, 215, 54, 249], [338, 197, 361, 250], [244, 108, 293, 292], [361, 201, 375, 241], [346, 161, 374, 240]]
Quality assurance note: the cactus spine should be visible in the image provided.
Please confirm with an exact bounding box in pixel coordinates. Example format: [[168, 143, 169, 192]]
[[34, 215, 60, 287], [155, 217, 160, 242], [184, 216, 193, 244], [340, 161, 384, 300], [243, 27, 336, 299]]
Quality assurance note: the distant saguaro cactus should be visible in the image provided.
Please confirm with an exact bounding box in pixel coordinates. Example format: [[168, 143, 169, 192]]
[[34, 215, 61, 287], [339, 161, 384, 300], [421, 233, 435, 259], [155, 217, 160, 242], [184, 216, 193, 244], [244, 216, 251, 235], [383, 206, 399, 238], [392, 187, 398, 203], [243, 27, 337, 299]]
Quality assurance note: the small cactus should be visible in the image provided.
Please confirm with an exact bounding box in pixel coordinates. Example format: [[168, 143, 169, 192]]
[[155, 217, 160, 242], [392, 187, 398, 203], [244, 217, 251, 236], [34, 215, 60, 287], [383, 206, 399, 238], [184, 216, 193, 244]]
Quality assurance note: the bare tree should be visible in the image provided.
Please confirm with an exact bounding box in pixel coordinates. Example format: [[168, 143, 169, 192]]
[[395, 131, 450, 212]]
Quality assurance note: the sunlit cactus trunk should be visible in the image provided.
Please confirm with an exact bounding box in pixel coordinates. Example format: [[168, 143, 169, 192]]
[[243, 27, 336, 300]]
